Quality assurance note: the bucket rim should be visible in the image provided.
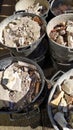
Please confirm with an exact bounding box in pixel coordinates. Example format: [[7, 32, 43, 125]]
[[46, 13, 73, 49]]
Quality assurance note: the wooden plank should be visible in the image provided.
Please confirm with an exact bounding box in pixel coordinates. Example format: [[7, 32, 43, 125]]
[[0, 125, 54, 130], [0, 107, 54, 130], [0, 0, 16, 21], [0, 6, 15, 15], [0, 126, 43, 130], [42, 127, 54, 130], [0, 126, 31, 130], [0, 0, 17, 5], [0, 111, 41, 129]]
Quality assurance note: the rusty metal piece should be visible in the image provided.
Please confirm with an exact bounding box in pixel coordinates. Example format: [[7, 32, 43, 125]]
[[35, 81, 40, 95], [33, 16, 43, 25]]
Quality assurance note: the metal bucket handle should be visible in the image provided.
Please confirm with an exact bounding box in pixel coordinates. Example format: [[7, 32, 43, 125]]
[[9, 107, 40, 121], [68, 48, 73, 53], [45, 70, 65, 91], [16, 45, 31, 53], [50, 70, 65, 85], [14, 10, 26, 14], [64, 10, 73, 13], [43, 13, 48, 19], [48, 0, 53, 4]]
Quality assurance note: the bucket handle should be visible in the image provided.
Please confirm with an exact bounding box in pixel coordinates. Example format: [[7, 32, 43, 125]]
[[68, 48, 73, 53], [9, 107, 40, 121], [43, 13, 48, 19], [48, 0, 53, 4], [64, 10, 73, 14], [16, 45, 31, 53], [50, 70, 65, 85], [45, 70, 64, 90], [14, 10, 25, 15]]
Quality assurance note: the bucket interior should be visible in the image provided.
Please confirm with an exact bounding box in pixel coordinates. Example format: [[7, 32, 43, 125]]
[[51, 0, 73, 16]]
